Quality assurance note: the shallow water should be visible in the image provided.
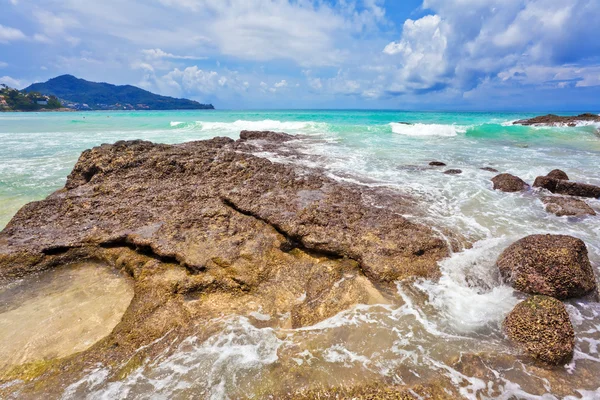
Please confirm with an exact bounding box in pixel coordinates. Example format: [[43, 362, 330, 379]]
[[0, 110, 599, 398], [0, 262, 134, 371]]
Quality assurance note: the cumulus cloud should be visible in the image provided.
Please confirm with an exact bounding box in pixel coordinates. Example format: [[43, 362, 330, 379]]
[[0, 24, 26, 43], [383, 0, 600, 94]]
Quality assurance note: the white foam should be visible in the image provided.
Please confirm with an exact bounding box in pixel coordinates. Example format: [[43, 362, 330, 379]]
[[191, 119, 328, 134], [170, 121, 185, 127], [414, 238, 520, 333], [390, 123, 466, 137]]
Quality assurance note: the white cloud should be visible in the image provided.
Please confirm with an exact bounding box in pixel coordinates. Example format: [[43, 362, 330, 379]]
[[0, 62, 8, 68], [382, 0, 600, 94], [0, 24, 26, 43], [0, 76, 22, 88], [383, 15, 448, 92], [140, 66, 248, 98], [141, 48, 206, 60], [274, 80, 288, 88]]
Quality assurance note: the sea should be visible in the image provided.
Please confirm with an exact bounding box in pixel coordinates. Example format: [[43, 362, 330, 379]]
[[0, 110, 599, 399]]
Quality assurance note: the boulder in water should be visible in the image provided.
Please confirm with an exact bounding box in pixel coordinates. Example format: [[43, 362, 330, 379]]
[[533, 176, 600, 198], [504, 295, 574, 366], [491, 174, 529, 192], [0, 132, 461, 393], [497, 234, 597, 300], [481, 167, 499, 173], [444, 169, 462, 175], [542, 197, 596, 217], [546, 169, 569, 180], [429, 161, 447, 167]]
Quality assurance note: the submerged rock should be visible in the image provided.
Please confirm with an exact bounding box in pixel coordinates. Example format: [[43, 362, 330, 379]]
[[491, 173, 529, 192], [542, 197, 596, 217], [497, 234, 597, 300], [444, 169, 462, 175], [0, 132, 460, 395], [504, 295, 574, 366], [429, 161, 447, 167], [533, 176, 600, 198], [546, 169, 569, 181], [481, 167, 499, 173], [513, 113, 600, 126]]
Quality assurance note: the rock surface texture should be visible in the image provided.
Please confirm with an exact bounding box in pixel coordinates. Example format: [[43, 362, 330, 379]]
[[504, 295, 575, 366], [513, 113, 600, 126], [497, 234, 597, 300], [533, 176, 600, 198], [0, 132, 461, 396], [491, 174, 529, 192], [542, 197, 596, 217], [546, 169, 569, 181]]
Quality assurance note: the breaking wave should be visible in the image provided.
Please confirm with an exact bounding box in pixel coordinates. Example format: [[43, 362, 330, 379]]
[[390, 123, 466, 137]]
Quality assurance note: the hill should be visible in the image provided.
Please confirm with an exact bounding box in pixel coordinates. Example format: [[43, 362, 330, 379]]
[[0, 84, 63, 111], [24, 75, 214, 110]]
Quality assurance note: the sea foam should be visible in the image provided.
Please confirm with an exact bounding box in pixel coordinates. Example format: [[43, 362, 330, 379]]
[[390, 123, 466, 137]]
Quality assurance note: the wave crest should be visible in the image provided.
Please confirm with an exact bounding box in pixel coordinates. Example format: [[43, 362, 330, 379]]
[[390, 123, 465, 137]]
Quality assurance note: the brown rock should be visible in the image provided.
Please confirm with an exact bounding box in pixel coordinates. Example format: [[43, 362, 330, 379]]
[[0, 132, 464, 395], [429, 161, 447, 167], [497, 234, 597, 299], [481, 167, 499, 173], [547, 169, 569, 180], [504, 295, 574, 366], [542, 197, 596, 217], [491, 174, 529, 192], [240, 130, 296, 142], [533, 176, 600, 198], [444, 169, 462, 175], [513, 113, 600, 126]]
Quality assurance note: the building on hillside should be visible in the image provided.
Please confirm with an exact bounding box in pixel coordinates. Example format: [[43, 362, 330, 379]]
[[0, 96, 8, 108], [36, 100, 48, 105]]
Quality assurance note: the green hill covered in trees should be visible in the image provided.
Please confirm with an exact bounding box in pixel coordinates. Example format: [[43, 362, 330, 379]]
[[0, 84, 62, 111], [23, 75, 214, 110]]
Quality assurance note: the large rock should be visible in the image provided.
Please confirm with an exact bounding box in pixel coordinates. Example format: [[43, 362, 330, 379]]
[[513, 113, 600, 126], [0, 132, 461, 394], [497, 234, 597, 299], [542, 197, 596, 217], [491, 174, 529, 192], [504, 295, 574, 366], [533, 176, 600, 198]]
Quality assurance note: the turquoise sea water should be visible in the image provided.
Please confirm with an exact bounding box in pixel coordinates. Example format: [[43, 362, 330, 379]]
[[1, 110, 599, 229], [1, 110, 600, 398]]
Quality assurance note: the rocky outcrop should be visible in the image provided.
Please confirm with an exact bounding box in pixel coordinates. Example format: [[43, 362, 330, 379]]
[[240, 130, 296, 142], [542, 197, 596, 217], [444, 169, 462, 175], [546, 169, 569, 181], [504, 295, 574, 366], [513, 113, 600, 126], [0, 132, 461, 395], [533, 176, 600, 198], [491, 174, 529, 192], [497, 234, 597, 300]]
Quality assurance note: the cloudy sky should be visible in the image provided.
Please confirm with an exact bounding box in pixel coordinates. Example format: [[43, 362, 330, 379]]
[[1, 0, 599, 110]]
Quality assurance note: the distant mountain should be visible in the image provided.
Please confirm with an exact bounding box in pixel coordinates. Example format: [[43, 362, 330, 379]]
[[24, 75, 214, 111]]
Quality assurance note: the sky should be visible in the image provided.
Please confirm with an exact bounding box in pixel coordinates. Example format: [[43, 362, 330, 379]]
[[1, 0, 599, 110]]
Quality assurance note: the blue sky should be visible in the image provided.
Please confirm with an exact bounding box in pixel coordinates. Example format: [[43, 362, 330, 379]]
[[1, 0, 599, 110]]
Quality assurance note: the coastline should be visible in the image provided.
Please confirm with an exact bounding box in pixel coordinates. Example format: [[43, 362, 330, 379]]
[[0, 111, 599, 399]]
